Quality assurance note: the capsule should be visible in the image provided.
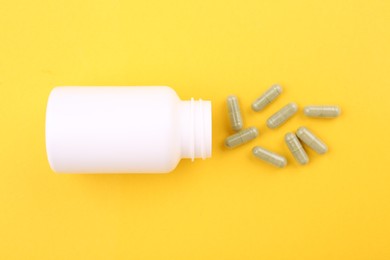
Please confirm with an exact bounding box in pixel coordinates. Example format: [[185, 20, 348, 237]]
[[267, 103, 298, 129], [225, 127, 259, 148], [304, 105, 341, 118], [252, 84, 282, 112], [285, 133, 309, 165], [252, 146, 287, 168], [226, 95, 243, 131], [296, 126, 328, 154]]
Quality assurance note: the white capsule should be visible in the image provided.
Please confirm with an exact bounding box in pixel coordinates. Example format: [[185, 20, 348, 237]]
[[252, 84, 282, 112], [304, 105, 341, 118], [225, 127, 259, 148], [252, 146, 287, 168], [226, 95, 243, 131], [285, 133, 309, 165], [296, 127, 328, 154], [267, 103, 298, 129]]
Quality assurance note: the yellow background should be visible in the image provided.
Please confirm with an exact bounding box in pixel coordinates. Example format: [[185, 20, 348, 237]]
[[1, 0, 390, 259]]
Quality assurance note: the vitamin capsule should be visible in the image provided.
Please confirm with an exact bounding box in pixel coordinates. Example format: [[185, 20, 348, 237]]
[[252, 84, 282, 112], [285, 133, 309, 165], [304, 105, 341, 118], [267, 103, 298, 129], [296, 126, 328, 154], [252, 146, 287, 168], [226, 95, 243, 131], [225, 127, 259, 148]]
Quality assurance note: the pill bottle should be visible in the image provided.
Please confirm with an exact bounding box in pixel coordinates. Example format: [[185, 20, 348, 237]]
[[45, 86, 212, 173]]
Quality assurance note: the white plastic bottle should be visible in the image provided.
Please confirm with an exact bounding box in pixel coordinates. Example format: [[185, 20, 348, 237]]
[[45, 86, 212, 173]]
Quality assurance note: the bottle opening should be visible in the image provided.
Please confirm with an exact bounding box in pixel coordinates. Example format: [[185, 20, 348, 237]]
[[179, 98, 212, 160]]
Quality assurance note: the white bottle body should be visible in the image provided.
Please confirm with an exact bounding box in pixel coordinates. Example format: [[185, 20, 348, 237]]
[[45, 86, 212, 173]]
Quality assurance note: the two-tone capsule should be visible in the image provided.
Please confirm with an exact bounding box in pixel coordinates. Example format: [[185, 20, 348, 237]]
[[285, 133, 309, 165], [304, 105, 341, 118], [267, 103, 298, 129], [225, 127, 259, 148], [226, 95, 243, 131], [252, 146, 287, 168], [252, 84, 282, 112], [296, 127, 328, 154]]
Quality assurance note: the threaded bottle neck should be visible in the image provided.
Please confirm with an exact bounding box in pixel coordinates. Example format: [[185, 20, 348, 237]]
[[179, 98, 212, 160]]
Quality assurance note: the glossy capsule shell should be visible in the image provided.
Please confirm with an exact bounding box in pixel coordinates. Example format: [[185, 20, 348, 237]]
[[267, 103, 298, 129], [285, 133, 309, 165], [252, 146, 287, 168], [252, 84, 282, 112], [296, 127, 328, 154], [225, 127, 259, 148], [304, 105, 341, 118], [226, 95, 243, 131]]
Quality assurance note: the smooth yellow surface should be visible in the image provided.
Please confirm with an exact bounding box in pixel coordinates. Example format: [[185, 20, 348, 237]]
[[1, 0, 390, 259]]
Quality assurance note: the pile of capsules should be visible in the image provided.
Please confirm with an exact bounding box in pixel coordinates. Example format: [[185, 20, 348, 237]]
[[224, 84, 341, 168]]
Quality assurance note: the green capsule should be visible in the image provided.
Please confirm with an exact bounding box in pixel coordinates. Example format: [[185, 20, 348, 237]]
[[267, 103, 298, 129], [296, 126, 328, 154], [252, 146, 287, 168], [285, 132, 309, 165], [225, 127, 259, 148], [252, 84, 283, 112], [226, 95, 243, 131], [304, 105, 341, 118]]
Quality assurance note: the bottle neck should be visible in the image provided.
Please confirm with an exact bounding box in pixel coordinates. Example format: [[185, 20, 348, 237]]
[[179, 98, 212, 161]]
